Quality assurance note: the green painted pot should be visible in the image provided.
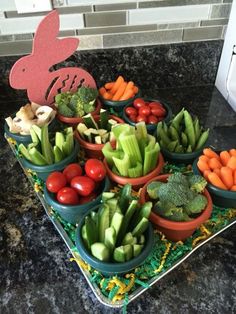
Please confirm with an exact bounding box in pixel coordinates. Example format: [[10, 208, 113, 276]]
[[20, 141, 79, 181], [44, 177, 110, 225], [161, 146, 205, 165], [122, 98, 172, 134], [75, 205, 154, 277], [192, 158, 236, 208]]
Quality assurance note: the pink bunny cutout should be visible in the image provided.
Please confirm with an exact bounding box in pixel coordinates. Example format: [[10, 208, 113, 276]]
[[9, 10, 96, 105]]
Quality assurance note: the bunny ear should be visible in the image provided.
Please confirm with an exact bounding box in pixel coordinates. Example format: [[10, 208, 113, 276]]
[[32, 10, 79, 65]]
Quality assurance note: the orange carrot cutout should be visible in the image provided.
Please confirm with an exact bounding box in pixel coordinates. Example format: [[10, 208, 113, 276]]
[[112, 82, 127, 101], [197, 160, 210, 173], [203, 148, 220, 160], [105, 82, 115, 90], [220, 167, 234, 189], [208, 157, 222, 170], [208, 172, 227, 190], [227, 156, 236, 170], [110, 76, 124, 95], [220, 151, 231, 166]]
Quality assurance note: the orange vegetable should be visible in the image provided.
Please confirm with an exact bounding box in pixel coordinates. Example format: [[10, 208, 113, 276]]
[[230, 185, 236, 191], [234, 169, 236, 185], [124, 81, 134, 93], [220, 167, 234, 189], [99, 87, 106, 97], [103, 91, 113, 100], [213, 168, 221, 177], [199, 155, 210, 163], [133, 86, 139, 94], [119, 89, 134, 101], [203, 170, 211, 180], [110, 76, 124, 95], [197, 160, 210, 173], [229, 149, 236, 157], [208, 157, 222, 170], [203, 148, 220, 160], [105, 82, 115, 90], [220, 150, 231, 166], [208, 172, 227, 190], [227, 156, 236, 170], [112, 82, 127, 101]]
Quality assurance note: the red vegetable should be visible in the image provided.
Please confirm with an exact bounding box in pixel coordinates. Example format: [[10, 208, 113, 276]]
[[57, 187, 79, 205], [46, 171, 67, 193], [125, 106, 137, 116], [129, 114, 137, 122], [136, 114, 147, 123], [63, 163, 83, 183], [71, 176, 95, 196], [78, 192, 97, 205], [150, 106, 166, 117], [139, 106, 151, 116], [85, 159, 106, 182], [147, 115, 159, 124], [133, 98, 146, 109], [149, 101, 163, 108]]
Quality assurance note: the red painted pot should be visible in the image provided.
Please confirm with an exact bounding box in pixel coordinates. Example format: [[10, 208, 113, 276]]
[[75, 115, 124, 159], [56, 98, 102, 127], [139, 174, 213, 241], [103, 153, 164, 190]]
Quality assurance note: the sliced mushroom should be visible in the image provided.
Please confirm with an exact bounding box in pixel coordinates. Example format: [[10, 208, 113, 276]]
[[16, 103, 34, 120], [5, 117, 21, 134], [31, 102, 41, 114], [35, 106, 56, 126]]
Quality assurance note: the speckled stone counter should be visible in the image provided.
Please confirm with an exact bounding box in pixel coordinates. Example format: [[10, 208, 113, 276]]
[[0, 84, 236, 314]]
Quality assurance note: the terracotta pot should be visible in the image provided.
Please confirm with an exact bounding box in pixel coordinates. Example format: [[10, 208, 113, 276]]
[[75, 115, 124, 159], [139, 174, 213, 241], [103, 153, 164, 190], [56, 98, 102, 126]]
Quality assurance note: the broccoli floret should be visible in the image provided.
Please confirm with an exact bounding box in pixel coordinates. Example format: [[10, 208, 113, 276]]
[[57, 103, 74, 117], [188, 175, 207, 193], [77, 86, 98, 103], [167, 172, 189, 187], [154, 200, 190, 222], [147, 181, 164, 200], [158, 182, 189, 206], [68, 94, 84, 117], [184, 194, 207, 215], [83, 100, 96, 114]]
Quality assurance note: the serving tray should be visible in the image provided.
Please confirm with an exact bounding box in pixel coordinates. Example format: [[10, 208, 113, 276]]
[[6, 135, 236, 309]]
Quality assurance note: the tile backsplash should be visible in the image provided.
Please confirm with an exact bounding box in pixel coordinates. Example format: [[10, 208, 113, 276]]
[[0, 0, 232, 56]]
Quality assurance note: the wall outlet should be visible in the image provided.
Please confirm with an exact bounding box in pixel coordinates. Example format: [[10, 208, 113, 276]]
[[14, 0, 53, 13]]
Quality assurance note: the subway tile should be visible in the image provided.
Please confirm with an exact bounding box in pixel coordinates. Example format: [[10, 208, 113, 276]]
[[58, 30, 77, 37], [183, 26, 223, 41], [14, 33, 33, 40], [52, 0, 66, 7], [77, 24, 156, 35], [5, 11, 46, 18], [201, 18, 229, 26], [60, 14, 84, 29], [85, 11, 126, 27], [68, 0, 137, 4], [129, 5, 210, 25], [94, 3, 136, 12], [210, 4, 232, 19], [103, 29, 183, 48], [223, 0, 232, 3], [139, 0, 221, 9], [0, 0, 16, 11], [75, 35, 102, 50], [0, 40, 33, 56], [167, 21, 200, 29], [0, 34, 13, 42]]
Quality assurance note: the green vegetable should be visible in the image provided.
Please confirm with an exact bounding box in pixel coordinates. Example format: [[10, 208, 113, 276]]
[[188, 175, 207, 193], [167, 172, 189, 187], [183, 110, 195, 149], [91, 242, 110, 262], [28, 147, 48, 166], [158, 182, 189, 206], [171, 108, 184, 131], [128, 162, 143, 178], [195, 129, 209, 151], [104, 227, 116, 251], [147, 181, 164, 200], [184, 194, 207, 215]]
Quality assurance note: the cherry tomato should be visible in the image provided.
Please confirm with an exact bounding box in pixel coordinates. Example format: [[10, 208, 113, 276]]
[[71, 176, 95, 196], [136, 114, 147, 123], [147, 115, 159, 124], [125, 106, 137, 116], [151, 107, 166, 117], [46, 171, 67, 193], [78, 192, 98, 205], [84, 159, 106, 182], [139, 106, 151, 116], [57, 187, 79, 205], [129, 114, 137, 123], [133, 98, 146, 109], [149, 101, 163, 109], [63, 163, 83, 183]]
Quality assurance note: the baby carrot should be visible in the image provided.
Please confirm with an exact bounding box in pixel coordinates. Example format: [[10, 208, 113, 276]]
[[227, 156, 236, 170], [230, 185, 236, 191], [133, 86, 139, 94], [110, 76, 124, 95], [220, 167, 233, 189], [234, 169, 236, 185], [208, 157, 222, 170], [213, 168, 221, 177], [197, 159, 210, 173], [119, 89, 134, 101], [220, 150, 231, 166], [208, 172, 227, 190], [99, 87, 106, 97], [203, 148, 220, 160], [124, 81, 134, 92], [229, 149, 236, 157], [105, 82, 115, 90], [199, 155, 210, 163], [112, 82, 127, 101], [203, 169, 211, 180], [103, 91, 113, 100]]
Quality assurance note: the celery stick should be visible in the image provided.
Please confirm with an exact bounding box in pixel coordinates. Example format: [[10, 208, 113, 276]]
[[53, 146, 64, 163], [137, 137, 148, 160], [55, 132, 65, 151], [119, 132, 142, 165], [128, 162, 143, 178], [112, 153, 130, 177], [29, 147, 48, 166], [102, 142, 123, 167], [18, 143, 31, 161], [135, 122, 148, 140], [62, 133, 74, 156], [41, 125, 54, 165], [143, 143, 160, 175], [30, 127, 39, 144], [111, 165, 120, 175], [112, 124, 133, 140], [146, 134, 156, 150]]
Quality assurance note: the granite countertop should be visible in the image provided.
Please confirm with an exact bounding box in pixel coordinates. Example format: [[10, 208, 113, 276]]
[[0, 85, 236, 314]]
